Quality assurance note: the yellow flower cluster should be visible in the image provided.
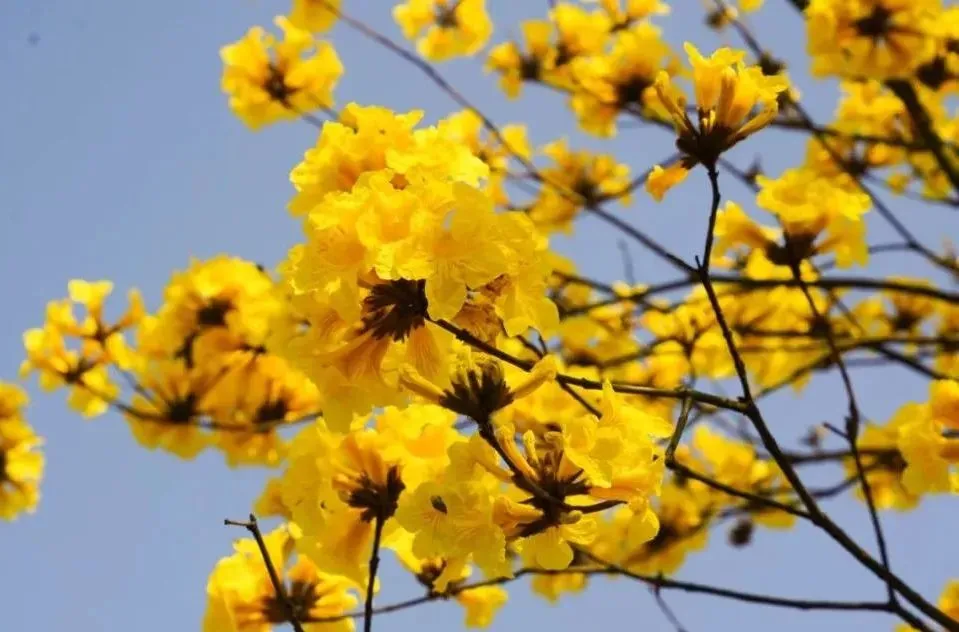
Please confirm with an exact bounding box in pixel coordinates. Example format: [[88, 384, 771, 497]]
[[15, 1, 959, 630], [838, 380, 959, 514], [259, 358, 672, 597], [714, 167, 872, 272], [221, 16, 343, 129], [799, 2, 959, 201], [205, 525, 357, 631], [486, 2, 678, 136], [22, 265, 321, 466], [22, 280, 142, 418], [806, 0, 942, 79], [0, 383, 43, 520], [647, 44, 789, 199], [279, 103, 559, 427], [527, 139, 631, 233], [893, 380, 959, 494], [288, 0, 340, 33], [394, 0, 493, 61]]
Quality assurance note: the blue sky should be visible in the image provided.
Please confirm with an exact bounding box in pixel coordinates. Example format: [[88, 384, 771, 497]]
[[1, 1, 957, 630]]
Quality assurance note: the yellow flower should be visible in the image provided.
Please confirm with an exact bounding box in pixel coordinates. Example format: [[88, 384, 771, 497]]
[[530, 566, 587, 603], [486, 21, 556, 98], [871, 276, 936, 340], [916, 6, 959, 92], [712, 179, 872, 271], [137, 256, 280, 365], [374, 404, 460, 489], [569, 22, 678, 137], [21, 325, 118, 418], [288, 0, 339, 33], [285, 277, 452, 428], [593, 0, 670, 26], [437, 110, 531, 205], [647, 43, 788, 199], [576, 381, 671, 496], [549, 4, 613, 62], [646, 163, 691, 202], [392, 542, 508, 627], [643, 297, 734, 380], [283, 427, 407, 585], [21, 279, 142, 414], [457, 585, 509, 627], [936, 302, 959, 377], [614, 481, 711, 576], [531, 139, 632, 233], [289, 105, 424, 215], [395, 480, 509, 578], [394, 541, 472, 593], [394, 0, 493, 61], [939, 580, 959, 621], [712, 201, 777, 260], [841, 408, 919, 510], [0, 383, 44, 521], [894, 383, 959, 495], [399, 353, 557, 426], [220, 16, 343, 129], [692, 426, 796, 529], [126, 360, 215, 459], [254, 477, 291, 520], [203, 525, 357, 632], [211, 355, 322, 467], [494, 494, 596, 570], [282, 123, 558, 422], [754, 168, 872, 268], [930, 379, 959, 430], [806, 0, 940, 79]]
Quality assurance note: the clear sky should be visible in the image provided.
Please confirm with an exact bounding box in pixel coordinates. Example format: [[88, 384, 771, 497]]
[[1, 1, 957, 631]]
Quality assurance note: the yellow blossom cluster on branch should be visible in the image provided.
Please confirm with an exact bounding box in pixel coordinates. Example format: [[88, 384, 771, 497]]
[[21, 268, 322, 466], [0, 383, 43, 520], [12, 1, 959, 631], [221, 16, 343, 129]]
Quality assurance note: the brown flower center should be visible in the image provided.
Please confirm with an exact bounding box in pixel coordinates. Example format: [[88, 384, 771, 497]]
[[346, 466, 406, 522], [361, 279, 429, 341]]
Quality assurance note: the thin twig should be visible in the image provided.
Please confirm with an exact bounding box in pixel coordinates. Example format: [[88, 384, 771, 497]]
[[224, 514, 305, 632], [311, 563, 898, 623], [693, 157, 955, 629], [787, 261, 895, 601], [364, 513, 386, 632], [702, 165, 722, 271], [887, 80, 959, 197], [430, 317, 748, 413]]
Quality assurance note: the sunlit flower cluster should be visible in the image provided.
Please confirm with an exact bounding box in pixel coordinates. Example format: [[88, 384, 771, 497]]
[[13, 1, 959, 631], [647, 44, 789, 200], [394, 0, 493, 61], [279, 103, 559, 427], [806, 0, 941, 79], [714, 167, 872, 271], [0, 383, 43, 520], [221, 16, 343, 129], [22, 266, 321, 465]]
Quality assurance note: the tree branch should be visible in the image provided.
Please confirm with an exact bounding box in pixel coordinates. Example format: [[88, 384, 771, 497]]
[[224, 514, 304, 632], [364, 513, 387, 632]]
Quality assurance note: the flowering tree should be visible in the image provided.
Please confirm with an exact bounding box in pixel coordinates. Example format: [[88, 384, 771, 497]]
[[6, 0, 959, 630]]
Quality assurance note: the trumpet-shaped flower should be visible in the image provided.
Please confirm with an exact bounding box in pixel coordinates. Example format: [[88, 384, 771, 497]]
[[394, 0, 493, 61], [647, 44, 788, 200], [220, 16, 343, 129], [0, 384, 44, 521]]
